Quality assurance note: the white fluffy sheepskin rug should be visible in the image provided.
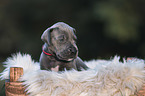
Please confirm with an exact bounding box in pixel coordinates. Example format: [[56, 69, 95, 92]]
[[0, 53, 145, 96]]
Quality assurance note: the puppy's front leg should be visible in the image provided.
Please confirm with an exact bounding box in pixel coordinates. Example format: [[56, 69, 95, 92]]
[[75, 57, 89, 71], [51, 65, 59, 72]]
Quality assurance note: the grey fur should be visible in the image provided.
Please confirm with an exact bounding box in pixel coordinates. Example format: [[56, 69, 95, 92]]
[[40, 22, 88, 71]]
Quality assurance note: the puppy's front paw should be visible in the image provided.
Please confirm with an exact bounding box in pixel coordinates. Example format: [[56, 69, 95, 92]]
[[51, 65, 59, 72]]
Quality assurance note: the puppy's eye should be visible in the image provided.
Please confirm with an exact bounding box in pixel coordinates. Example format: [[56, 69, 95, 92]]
[[58, 35, 66, 42]]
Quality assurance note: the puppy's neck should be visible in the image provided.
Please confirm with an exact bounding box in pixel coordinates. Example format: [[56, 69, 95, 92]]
[[43, 43, 54, 56], [42, 43, 73, 63]]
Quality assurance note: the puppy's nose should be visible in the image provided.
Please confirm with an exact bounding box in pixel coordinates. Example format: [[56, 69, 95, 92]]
[[68, 47, 77, 54]]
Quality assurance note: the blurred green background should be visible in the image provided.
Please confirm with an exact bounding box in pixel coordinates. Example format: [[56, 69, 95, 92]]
[[0, 0, 145, 95]]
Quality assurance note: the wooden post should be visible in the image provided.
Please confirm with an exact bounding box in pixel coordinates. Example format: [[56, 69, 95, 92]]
[[127, 58, 145, 96], [5, 67, 27, 96], [136, 84, 145, 96]]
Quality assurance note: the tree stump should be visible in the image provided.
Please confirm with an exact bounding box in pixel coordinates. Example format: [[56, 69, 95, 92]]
[[5, 67, 27, 96]]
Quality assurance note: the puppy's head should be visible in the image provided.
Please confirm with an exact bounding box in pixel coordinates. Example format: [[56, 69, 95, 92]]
[[41, 22, 78, 61]]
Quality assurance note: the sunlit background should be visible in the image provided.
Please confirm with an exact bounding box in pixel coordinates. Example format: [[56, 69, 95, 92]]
[[0, 0, 145, 94]]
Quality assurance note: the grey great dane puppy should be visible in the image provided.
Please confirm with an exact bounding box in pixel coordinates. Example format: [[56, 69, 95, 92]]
[[39, 22, 88, 71]]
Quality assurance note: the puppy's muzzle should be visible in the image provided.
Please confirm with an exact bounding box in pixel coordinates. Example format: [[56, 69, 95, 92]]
[[57, 46, 78, 61], [67, 46, 78, 56]]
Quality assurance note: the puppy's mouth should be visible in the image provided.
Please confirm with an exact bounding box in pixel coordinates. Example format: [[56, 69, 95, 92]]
[[55, 46, 78, 62], [57, 54, 76, 62]]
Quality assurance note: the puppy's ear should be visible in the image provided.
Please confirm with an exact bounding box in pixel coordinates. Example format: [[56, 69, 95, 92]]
[[41, 28, 55, 45], [73, 28, 77, 40], [73, 28, 76, 34]]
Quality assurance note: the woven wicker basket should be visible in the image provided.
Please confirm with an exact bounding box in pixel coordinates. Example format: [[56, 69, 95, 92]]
[[5, 67, 145, 96]]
